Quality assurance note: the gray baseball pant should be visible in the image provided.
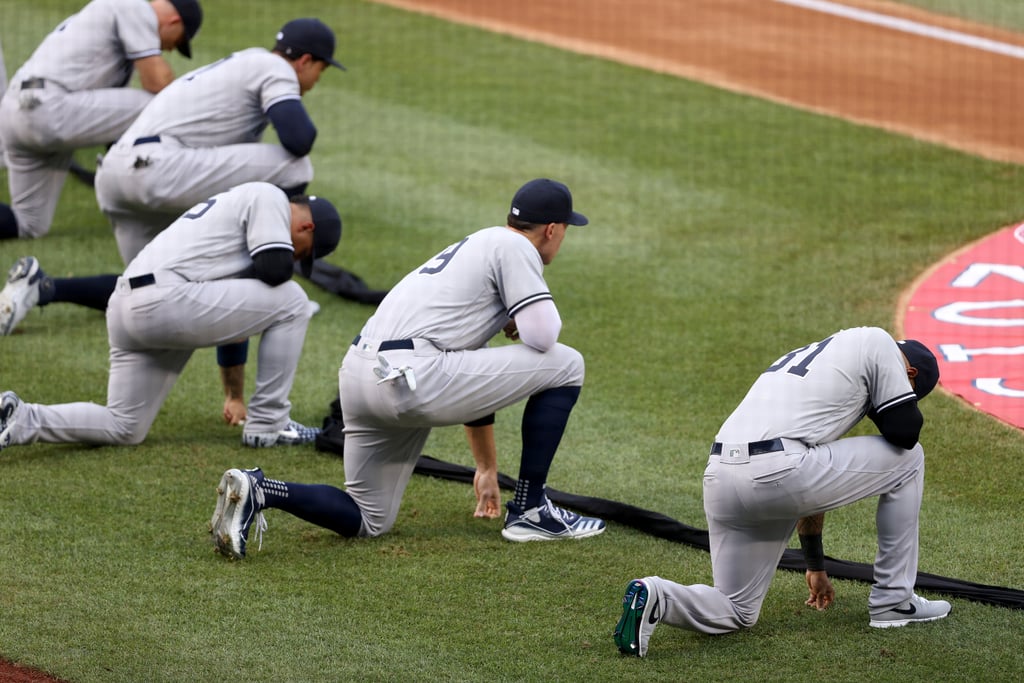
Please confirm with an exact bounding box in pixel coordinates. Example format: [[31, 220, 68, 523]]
[[647, 435, 924, 633], [95, 138, 314, 263], [0, 81, 151, 237], [7, 275, 310, 446], [339, 338, 585, 537]]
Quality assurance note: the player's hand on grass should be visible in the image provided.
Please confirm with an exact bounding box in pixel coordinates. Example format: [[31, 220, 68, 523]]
[[805, 570, 835, 610], [223, 397, 247, 425], [473, 468, 501, 518]]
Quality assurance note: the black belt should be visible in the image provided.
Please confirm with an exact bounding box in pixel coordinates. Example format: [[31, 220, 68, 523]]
[[128, 273, 156, 289], [710, 438, 785, 456], [133, 135, 161, 146], [21, 78, 46, 90], [352, 334, 414, 351]]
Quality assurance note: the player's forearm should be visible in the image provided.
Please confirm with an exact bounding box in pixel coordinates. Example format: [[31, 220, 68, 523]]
[[220, 364, 246, 401], [797, 514, 824, 536], [464, 423, 498, 474], [134, 56, 175, 93], [798, 513, 826, 571]]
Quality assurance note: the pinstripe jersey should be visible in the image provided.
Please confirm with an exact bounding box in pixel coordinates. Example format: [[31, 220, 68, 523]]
[[124, 182, 293, 281], [11, 0, 161, 91], [118, 48, 301, 146], [361, 226, 551, 351], [716, 326, 916, 446]]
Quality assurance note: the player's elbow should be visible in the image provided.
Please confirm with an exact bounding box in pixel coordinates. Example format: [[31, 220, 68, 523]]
[[513, 300, 562, 352], [520, 327, 560, 352]]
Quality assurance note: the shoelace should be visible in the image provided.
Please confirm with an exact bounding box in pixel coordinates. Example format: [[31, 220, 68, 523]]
[[542, 497, 574, 530], [250, 475, 268, 552]]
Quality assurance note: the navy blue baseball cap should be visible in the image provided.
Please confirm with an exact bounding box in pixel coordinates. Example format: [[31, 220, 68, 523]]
[[168, 0, 203, 59], [898, 339, 940, 399], [303, 196, 342, 277], [275, 18, 346, 70], [510, 178, 588, 226]]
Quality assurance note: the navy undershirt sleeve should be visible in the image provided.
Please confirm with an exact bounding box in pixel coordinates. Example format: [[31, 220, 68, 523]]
[[266, 100, 317, 157]]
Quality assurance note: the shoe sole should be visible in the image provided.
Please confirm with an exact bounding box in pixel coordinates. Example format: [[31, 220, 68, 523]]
[[210, 469, 248, 559], [500, 523, 605, 542], [7, 257, 37, 283], [869, 611, 950, 628], [614, 580, 648, 656], [1, 258, 40, 336], [0, 394, 19, 449]]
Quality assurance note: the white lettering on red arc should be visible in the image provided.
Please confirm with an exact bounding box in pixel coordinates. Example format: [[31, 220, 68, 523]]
[[933, 300, 1024, 327], [939, 344, 1024, 363], [903, 226, 1024, 428], [974, 378, 1024, 399]]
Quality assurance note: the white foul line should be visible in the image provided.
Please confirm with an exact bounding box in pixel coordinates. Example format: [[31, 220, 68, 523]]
[[774, 0, 1024, 60]]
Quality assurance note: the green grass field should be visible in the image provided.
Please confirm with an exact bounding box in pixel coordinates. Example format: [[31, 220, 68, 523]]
[[1, 1, 1023, 681]]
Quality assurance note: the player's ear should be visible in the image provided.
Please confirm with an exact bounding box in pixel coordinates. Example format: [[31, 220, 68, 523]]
[[907, 366, 919, 381]]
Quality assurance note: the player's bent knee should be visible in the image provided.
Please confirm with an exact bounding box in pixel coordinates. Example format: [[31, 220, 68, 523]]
[[108, 416, 151, 446], [554, 343, 585, 385]]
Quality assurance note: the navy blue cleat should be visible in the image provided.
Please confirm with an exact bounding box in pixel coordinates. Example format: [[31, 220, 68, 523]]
[[501, 497, 605, 542]]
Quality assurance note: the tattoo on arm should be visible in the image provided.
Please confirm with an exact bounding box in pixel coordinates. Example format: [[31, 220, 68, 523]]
[[797, 513, 824, 535]]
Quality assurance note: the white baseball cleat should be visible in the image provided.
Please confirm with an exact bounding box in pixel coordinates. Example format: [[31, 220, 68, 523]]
[[869, 593, 951, 628], [242, 419, 321, 448], [0, 257, 44, 335], [210, 467, 267, 559], [0, 391, 23, 451]]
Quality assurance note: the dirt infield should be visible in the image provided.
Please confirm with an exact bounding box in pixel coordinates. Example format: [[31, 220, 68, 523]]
[[376, 0, 1024, 163], [4, 1, 1021, 680]]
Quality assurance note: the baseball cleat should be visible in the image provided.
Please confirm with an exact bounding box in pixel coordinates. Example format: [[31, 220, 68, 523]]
[[869, 594, 951, 628], [242, 419, 321, 448], [500, 497, 605, 542], [210, 467, 267, 559], [0, 391, 23, 451], [0, 256, 46, 335], [614, 578, 662, 657]]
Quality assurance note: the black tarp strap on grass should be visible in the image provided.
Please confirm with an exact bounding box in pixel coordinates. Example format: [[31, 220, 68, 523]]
[[413, 455, 1024, 610]]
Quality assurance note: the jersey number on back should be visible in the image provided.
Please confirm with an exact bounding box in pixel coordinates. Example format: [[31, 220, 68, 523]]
[[419, 238, 468, 275], [765, 336, 833, 377], [184, 198, 217, 220]]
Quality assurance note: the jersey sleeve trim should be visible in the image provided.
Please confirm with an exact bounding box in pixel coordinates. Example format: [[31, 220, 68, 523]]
[[263, 93, 302, 113], [250, 241, 295, 257], [126, 48, 163, 61], [875, 391, 917, 413], [507, 292, 553, 317]]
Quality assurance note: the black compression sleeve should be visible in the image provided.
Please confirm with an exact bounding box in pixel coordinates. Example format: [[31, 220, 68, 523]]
[[870, 400, 924, 450], [251, 249, 295, 286]]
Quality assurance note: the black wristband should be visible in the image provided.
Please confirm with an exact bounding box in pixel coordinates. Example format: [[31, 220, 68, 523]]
[[799, 533, 825, 572]]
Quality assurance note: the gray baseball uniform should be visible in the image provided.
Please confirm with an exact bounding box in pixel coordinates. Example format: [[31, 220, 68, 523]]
[[340, 225, 585, 536], [0, 0, 162, 238], [95, 47, 314, 263], [3, 182, 313, 447], [644, 327, 927, 633]]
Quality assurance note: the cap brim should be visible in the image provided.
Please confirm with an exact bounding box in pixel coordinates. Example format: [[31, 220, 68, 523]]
[[177, 39, 192, 59], [568, 211, 589, 226], [327, 57, 346, 71], [300, 254, 315, 278]]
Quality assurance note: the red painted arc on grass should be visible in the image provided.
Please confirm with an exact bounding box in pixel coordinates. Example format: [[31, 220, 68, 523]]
[[902, 224, 1024, 430]]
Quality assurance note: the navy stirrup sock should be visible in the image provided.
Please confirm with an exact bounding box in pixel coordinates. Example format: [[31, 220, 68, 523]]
[[49, 274, 118, 310], [0, 204, 18, 239], [513, 385, 581, 509], [260, 478, 363, 537]]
